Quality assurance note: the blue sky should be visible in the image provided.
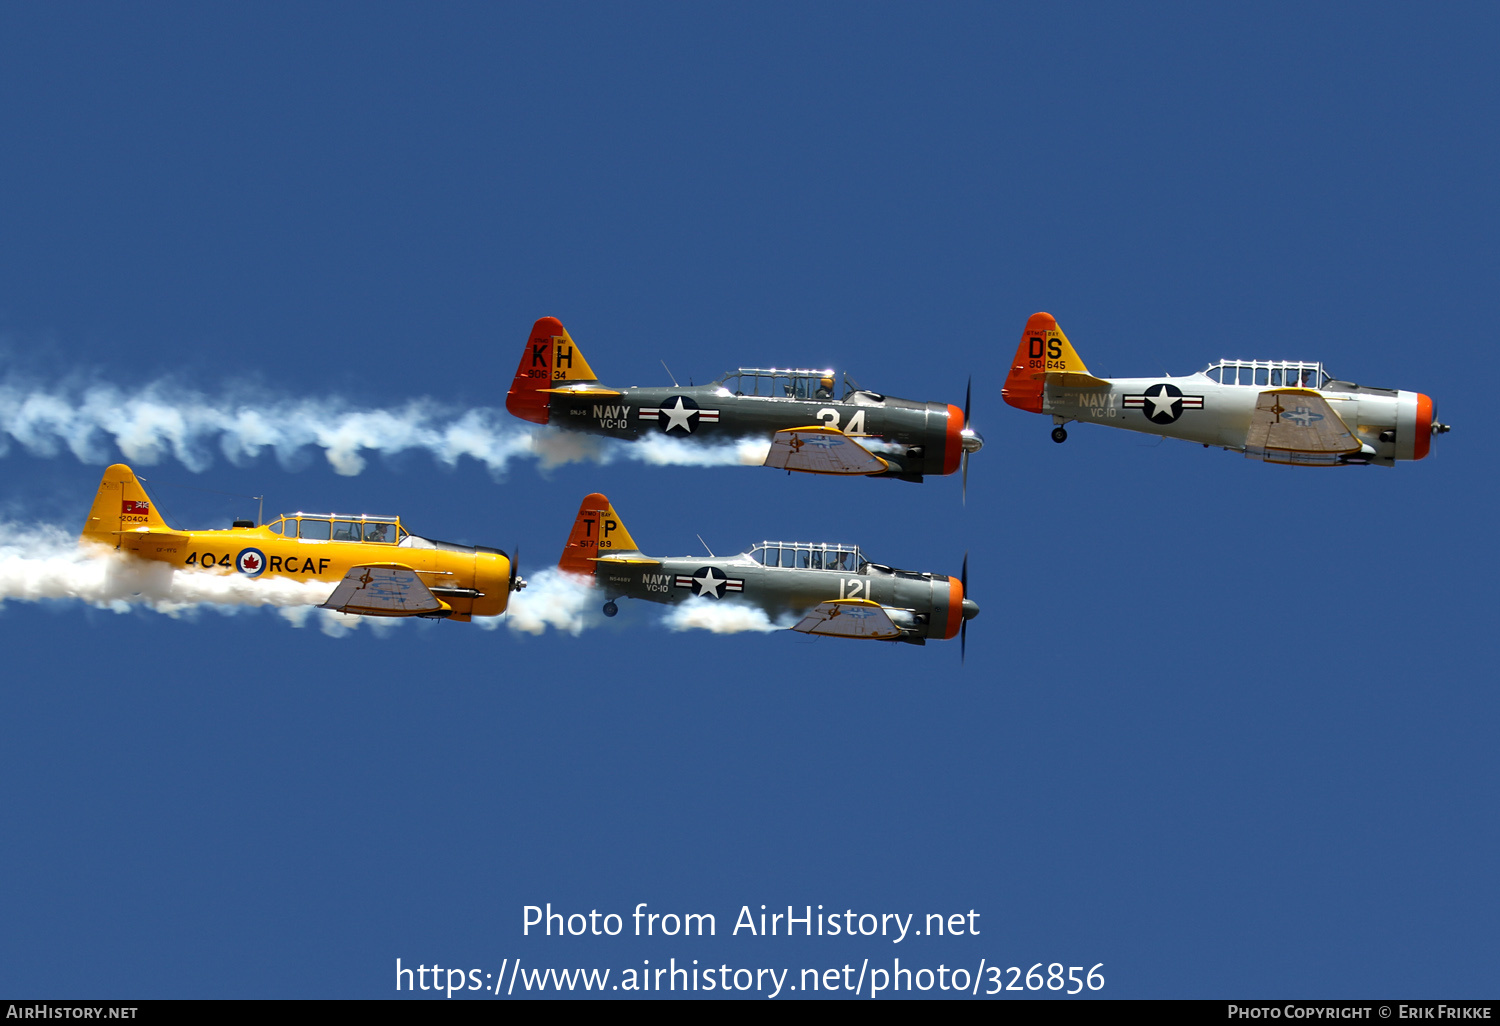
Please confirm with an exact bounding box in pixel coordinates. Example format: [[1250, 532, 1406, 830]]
[[0, 3, 1495, 999]]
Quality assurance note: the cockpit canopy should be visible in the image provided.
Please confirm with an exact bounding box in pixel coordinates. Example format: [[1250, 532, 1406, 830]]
[[268, 512, 407, 544], [748, 541, 867, 573], [720, 368, 854, 401], [1206, 360, 1330, 388]]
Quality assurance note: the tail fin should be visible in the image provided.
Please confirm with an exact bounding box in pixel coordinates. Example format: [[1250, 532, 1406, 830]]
[[1002, 312, 1097, 412], [558, 493, 641, 574], [506, 317, 601, 425], [80, 464, 171, 548]]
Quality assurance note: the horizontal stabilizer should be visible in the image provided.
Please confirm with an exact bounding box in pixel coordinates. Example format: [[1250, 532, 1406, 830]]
[[321, 563, 447, 616], [1045, 371, 1113, 389], [92, 525, 195, 560], [109, 527, 192, 543], [1246, 389, 1361, 465], [536, 387, 623, 396], [793, 599, 902, 640], [593, 555, 663, 566], [764, 427, 889, 476]]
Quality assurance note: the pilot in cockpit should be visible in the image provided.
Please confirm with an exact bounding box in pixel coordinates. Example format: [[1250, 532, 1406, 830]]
[[815, 375, 835, 399]]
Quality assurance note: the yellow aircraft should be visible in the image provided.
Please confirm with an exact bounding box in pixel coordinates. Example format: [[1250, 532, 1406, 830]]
[[79, 464, 521, 620]]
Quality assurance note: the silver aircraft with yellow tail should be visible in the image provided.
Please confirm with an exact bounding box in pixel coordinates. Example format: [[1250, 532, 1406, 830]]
[[557, 493, 978, 652], [1004, 312, 1448, 466]]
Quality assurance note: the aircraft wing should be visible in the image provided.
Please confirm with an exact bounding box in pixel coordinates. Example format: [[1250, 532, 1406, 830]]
[[320, 563, 446, 616], [764, 426, 890, 475], [793, 599, 903, 640], [1246, 389, 1363, 465]]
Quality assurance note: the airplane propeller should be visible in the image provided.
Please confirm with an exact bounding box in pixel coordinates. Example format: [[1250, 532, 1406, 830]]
[[961, 550, 969, 665], [959, 377, 983, 505], [508, 544, 526, 601]]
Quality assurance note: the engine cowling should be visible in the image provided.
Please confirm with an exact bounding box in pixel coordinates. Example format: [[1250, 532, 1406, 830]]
[[1395, 391, 1436, 461], [471, 551, 512, 617]]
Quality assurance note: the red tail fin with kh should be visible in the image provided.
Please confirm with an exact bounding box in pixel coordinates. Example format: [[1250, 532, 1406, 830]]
[[506, 317, 600, 425]]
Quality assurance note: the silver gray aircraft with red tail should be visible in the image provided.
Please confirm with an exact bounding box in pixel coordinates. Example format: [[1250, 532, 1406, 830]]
[[558, 493, 978, 653], [508, 317, 983, 487], [1004, 312, 1448, 466]]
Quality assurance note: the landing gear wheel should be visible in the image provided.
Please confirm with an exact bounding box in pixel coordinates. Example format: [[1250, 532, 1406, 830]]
[[602, 601, 618, 617], [1051, 426, 1068, 443]]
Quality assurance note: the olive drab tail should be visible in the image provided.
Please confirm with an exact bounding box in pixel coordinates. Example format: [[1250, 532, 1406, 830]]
[[558, 493, 642, 575], [1002, 312, 1100, 413], [80, 464, 171, 547], [506, 317, 602, 425]]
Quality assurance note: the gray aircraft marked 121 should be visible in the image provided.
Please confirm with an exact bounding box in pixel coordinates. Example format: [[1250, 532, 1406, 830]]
[[1004, 312, 1449, 466], [508, 317, 983, 487], [557, 493, 979, 652]]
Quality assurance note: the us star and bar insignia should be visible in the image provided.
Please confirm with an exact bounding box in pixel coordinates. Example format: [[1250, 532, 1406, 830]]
[[638, 395, 721, 434], [1123, 383, 1204, 424], [673, 566, 745, 599]]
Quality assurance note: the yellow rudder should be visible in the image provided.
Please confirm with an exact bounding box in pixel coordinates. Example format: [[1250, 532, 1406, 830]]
[[80, 464, 170, 548], [558, 493, 641, 574], [546, 321, 598, 384]]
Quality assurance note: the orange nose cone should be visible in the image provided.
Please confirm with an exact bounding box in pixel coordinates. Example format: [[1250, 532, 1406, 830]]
[[942, 575, 964, 640], [942, 404, 964, 476], [1413, 393, 1433, 460]]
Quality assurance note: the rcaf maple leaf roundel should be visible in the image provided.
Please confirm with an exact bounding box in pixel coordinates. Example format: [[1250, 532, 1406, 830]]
[[236, 548, 267, 578]]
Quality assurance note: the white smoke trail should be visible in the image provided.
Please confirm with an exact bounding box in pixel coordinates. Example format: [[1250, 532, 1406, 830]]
[[661, 597, 790, 634], [0, 521, 338, 617], [0, 521, 794, 638], [490, 569, 601, 637], [486, 570, 792, 637], [627, 434, 772, 468], [0, 375, 767, 477]]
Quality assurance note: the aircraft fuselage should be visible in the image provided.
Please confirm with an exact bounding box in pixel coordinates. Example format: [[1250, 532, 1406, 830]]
[[1043, 374, 1430, 465], [544, 384, 964, 479], [591, 551, 968, 645]]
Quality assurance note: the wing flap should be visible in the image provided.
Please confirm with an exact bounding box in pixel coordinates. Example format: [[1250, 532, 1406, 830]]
[[321, 563, 447, 616], [793, 599, 902, 640], [764, 427, 889, 476], [1246, 389, 1362, 465]]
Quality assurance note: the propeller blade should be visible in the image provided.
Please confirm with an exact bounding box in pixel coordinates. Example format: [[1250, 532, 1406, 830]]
[[960, 551, 968, 665], [506, 544, 521, 615], [962, 377, 972, 505]]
